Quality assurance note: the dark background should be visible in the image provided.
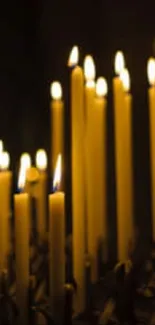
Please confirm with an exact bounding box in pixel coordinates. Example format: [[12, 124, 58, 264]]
[[0, 0, 155, 251]]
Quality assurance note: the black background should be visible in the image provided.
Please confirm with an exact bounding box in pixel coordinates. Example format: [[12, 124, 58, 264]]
[[0, 0, 155, 250]]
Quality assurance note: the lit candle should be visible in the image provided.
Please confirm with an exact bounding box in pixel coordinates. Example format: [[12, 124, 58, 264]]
[[19, 152, 31, 193], [68, 46, 86, 313], [0, 152, 12, 274], [94, 77, 108, 263], [147, 57, 155, 240], [84, 55, 98, 282], [50, 81, 64, 185], [49, 154, 65, 325], [113, 51, 127, 261], [36, 149, 48, 241], [14, 162, 31, 325], [120, 68, 134, 253]]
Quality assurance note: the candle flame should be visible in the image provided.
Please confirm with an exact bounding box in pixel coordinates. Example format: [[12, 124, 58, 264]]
[[0, 140, 3, 152], [84, 55, 96, 82], [18, 165, 26, 190], [50, 81, 62, 100], [120, 68, 130, 92], [20, 153, 31, 169], [96, 77, 108, 97], [36, 149, 47, 171], [53, 154, 62, 191], [18, 153, 31, 190], [1, 152, 10, 170], [147, 57, 155, 86], [115, 51, 125, 75], [68, 46, 79, 67]]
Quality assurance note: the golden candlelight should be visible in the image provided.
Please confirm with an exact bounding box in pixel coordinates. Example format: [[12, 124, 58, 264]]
[[120, 68, 130, 92], [84, 55, 96, 87], [0, 140, 3, 152], [53, 153, 61, 190], [1, 151, 10, 170], [68, 45, 79, 67], [50, 81, 62, 100], [20, 153, 31, 169], [147, 57, 155, 86], [96, 77, 108, 97], [36, 149, 47, 171], [18, 153, 31, 190], [115, 51, 125, 75]]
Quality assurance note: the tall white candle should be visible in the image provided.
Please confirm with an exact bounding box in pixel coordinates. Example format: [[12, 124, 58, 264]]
[[49, 154, 65, 325]]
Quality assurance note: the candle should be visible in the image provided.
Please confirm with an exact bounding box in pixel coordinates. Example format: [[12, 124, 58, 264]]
[[94, 77, 108, 264], [36, 149, 48, 241], [113, 51, 127, 261], [147, 58, 155, 240], [68, 46, 86, 313], [50, 81, 64, 184], [0, 152, 12, 274], [120, 68, 134, 253], [49, 154, 65, 325], [84, 55, 97, 282], [14, 164, 31, 325]]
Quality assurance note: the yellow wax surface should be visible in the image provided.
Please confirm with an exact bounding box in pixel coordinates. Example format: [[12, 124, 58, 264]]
[[14, 192, 30, 325], [113, 77, 127, 261], [0, 171, 12, 273], [71, 65, 86, 313], [94, 97, 107, 262], [49, 191, 65, 324], [51, 99, 64, 178], [123, 94, 134, 250], [149, 87, 155, 240]]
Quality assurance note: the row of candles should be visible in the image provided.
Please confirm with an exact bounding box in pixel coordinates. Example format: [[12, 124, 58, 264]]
[[1, 46, 155, 324]]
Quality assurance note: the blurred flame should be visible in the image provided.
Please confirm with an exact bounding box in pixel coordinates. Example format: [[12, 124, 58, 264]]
[[53, 154, 62, 191], [96, 77, 108, 97], [36, 149, 47, 171], [84, 55, 96, 82], [20, 153, 31, 169], [1, 152, 10, 170], [120, 68, 130, 92], [115, 51, 125, 75], [147, 57, 155, 86], [68, 46, 79, 67], [50, 81, 62, 100], [18, 153, 31, 190]]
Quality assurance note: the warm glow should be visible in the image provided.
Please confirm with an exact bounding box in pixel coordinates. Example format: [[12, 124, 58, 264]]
[[68, 46, 79, 67], [1, 152, 10, 170], [147, 57, 155, 86], [120, 68, 130, 92], [36, 149, 47, 171], [50, 81, 62, 100], [0, 140, 3, 152], [20, 153, 31, 169], [115, 51, 125, 75], [18, 165, 26, 190], [84, 55, 96, 83], [96, 77, 108, 97], [53, 154, 62, 191]]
